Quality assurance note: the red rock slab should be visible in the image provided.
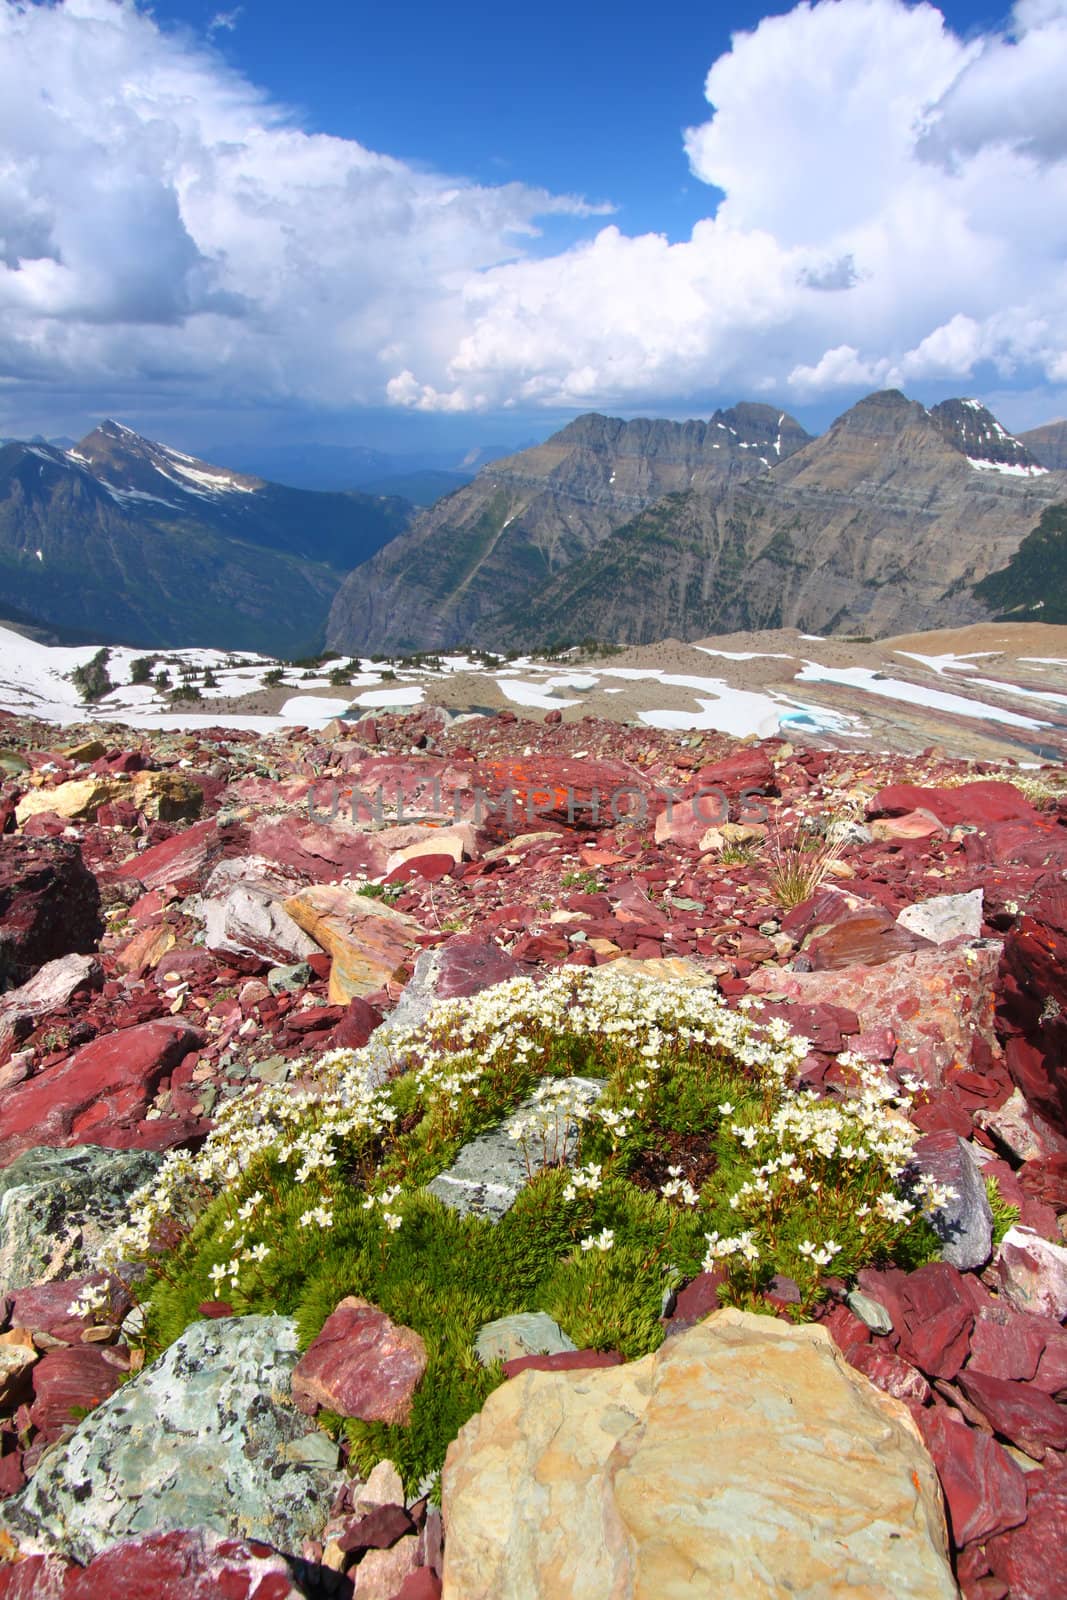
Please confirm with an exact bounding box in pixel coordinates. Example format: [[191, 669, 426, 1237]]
[[868, 781, 1042, 828], [291, 1296, 427, 1424], [9, 1276, 132, 1344], [337, 1504, 414, 1553], [29, 1345, 129, 1441], [503, 1349, 624, 1380], [693, 747, 777, 795], [917, 1406, 1028, 1548], [956, 1369, 1067, 1455], [746, 940, 1002, 1089], [1034, 1330, 1067, 1399], [845, 1345, 931, 1405], [0, 1018, 203, 1166], [869, 810, 945, 842], [967, 1310, 1052, 1384], [986, 1462, 1067, 1600], [895, 1263, 976, 1381], [0, 838, 102, 990], [248, 815, 386, 883], [110, 818, 225, 892], [391, 1572, 443, 1600], [56, 1530, 317, 1599], [0, 1556, 69, 1599]]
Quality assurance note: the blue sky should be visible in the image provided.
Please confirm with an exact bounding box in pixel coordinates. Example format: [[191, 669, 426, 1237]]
[[1, 0, 1065, 459]]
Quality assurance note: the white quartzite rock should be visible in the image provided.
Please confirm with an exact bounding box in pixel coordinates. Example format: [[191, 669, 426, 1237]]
[[442, 1308, 956, 1600]]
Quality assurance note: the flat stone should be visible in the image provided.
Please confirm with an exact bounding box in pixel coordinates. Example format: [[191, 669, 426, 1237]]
[[0, 1145, 163, 1291], [0, 1314, 344, 1564], [0, 954, 102, 1051], [957, 1368, 1067, 1456], [427, 1076, 603, 1221], [474, 1313, 576, 1367], [0, 1019, 202, 1166], [292, 1296, 427, 1425], [917, 1406, 1028, 1548], [897, 888, 984, 945], [996, 1226, 1067, 1320], [442, 1307, 955, 1599], [7, 1529, 316, 1600], [846, 1289, 894, 1335], [267, 962, 313, 995], [283, 883, 419, 1003], [913, 1131, 993, 1271], [203, 885, 319, 966]]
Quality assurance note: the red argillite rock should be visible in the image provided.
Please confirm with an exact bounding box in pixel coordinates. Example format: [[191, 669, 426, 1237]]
[[0, 838, 102, 990], [413, 934, 527, 1002], [746, 940, 1002, 1088], [0, 1556, 69, 1599], [995, 1226, 1067, 1320], [966, 1308, 1053, 1383], [986, 1463, 1067, 1600], [844, 1344, 931, 1406], [867, 781, 1043, 828], [52, 1529, 319, 1599], [503, 1350, 625, 1380], [996, 878, 1067, 1133], [29, 1346, 129, 1444], [693, 746, 777, 796], [0, 1019, 203, 1166], [110, 818, 234, 894], [291, 1296, 427, 1424], [916, 1406, 1028, 1548], [249, 815, 386, 883], [956, 1368, 1067, 1455]]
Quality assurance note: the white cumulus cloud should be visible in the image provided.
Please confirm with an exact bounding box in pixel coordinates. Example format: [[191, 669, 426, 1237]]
[[1, 0, 1067, 423]]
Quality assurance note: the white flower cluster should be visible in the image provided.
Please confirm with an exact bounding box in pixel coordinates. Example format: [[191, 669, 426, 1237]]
[[660, 1166, 699, 1207], [506, 1079, 600, 1174], [562, 1162, 603, 1203], [703, 1229, 761, 1266], [363, 1183, 404, 1232]]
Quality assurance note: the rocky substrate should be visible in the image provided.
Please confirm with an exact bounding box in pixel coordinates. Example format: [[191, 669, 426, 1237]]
[[0, 703, 1065, 1596]]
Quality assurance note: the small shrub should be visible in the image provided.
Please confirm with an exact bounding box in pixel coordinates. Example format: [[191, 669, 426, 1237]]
[[70, 648, 113, 703], [129, 656, 157, 686], [84, 970, 953, 1493], [356, 882, 403, 905], [560, 869, 600, 892], [262, 668, 285, 688], [986, 1174, 1020, 1245]]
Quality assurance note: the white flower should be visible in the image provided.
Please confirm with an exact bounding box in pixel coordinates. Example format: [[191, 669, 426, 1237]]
[[580, 1227, 615, 1253]]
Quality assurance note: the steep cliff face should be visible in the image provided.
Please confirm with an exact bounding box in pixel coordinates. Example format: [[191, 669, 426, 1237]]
[[485, 392, 1065, 646], [327, 391, 1067, 653], [325, 406, 811, 653]]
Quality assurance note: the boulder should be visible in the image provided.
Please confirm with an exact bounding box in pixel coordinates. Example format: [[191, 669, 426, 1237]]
[[442, 1308, 955, 1599], [291, 1297, 427, 1425], [15, 772, 201, 826], [203, 887, 318, 967], [0, 1020, 203, 1167], [0, 839, 102, 991], [283, 884, 419, 1003], [0, 1145, 163, 1291], [0, 1315, 344, 1563], [897, 889, 984, 946], [249, 816, 385, 884], [111, 819, 231, 893], [0, 954, 102, 1054], [996, 1226, 1067, 1320], [986, 1462, 1067, 1600], [747, 940, 1002, 1088]]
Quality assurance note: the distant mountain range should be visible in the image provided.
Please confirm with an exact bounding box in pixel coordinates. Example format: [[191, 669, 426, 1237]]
[[0, 422, 410, 654], [327, 393, 1067, 652]]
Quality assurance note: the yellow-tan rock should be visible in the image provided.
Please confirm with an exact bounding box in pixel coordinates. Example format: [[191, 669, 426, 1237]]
[[283, 885, 419, 1002], [16, 771, 202, 825], [442, 1308, 956, 1600]]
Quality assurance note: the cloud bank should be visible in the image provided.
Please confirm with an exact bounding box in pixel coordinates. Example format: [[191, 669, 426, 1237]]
[[1, 0, 1066, 421]]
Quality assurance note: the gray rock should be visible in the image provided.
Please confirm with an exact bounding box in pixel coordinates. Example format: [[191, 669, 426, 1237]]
[[203, 886, 318, 966], [0, 1146, 163, 1293], [268, 962, 314, 995], [913, 1132, 993, 1270], [475, 1312, 577, 1367], [427, 1076, 604, 1221], [897, 888, 983, 946], [846, 1290, 894, 1335], [0, 1315, 343, 1564]]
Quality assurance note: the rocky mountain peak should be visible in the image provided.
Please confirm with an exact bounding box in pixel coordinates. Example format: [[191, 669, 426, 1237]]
[[930, 399, 1046, 476], [70, 421, 264, 501]]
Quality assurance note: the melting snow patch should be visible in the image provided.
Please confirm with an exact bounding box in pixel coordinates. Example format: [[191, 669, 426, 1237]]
[[796, 664, 1050, 729], [496, 679, 581, 711], [968, 458, 1048, 478], [279, 696, 351, 724], [355, 686, 426, 708]]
